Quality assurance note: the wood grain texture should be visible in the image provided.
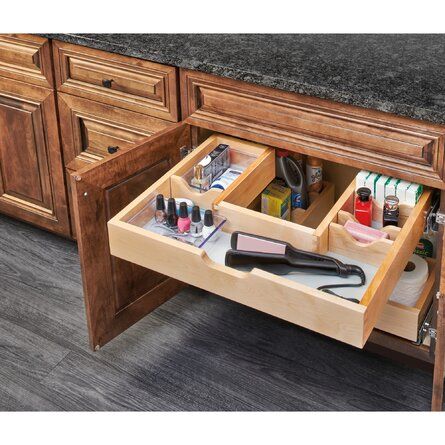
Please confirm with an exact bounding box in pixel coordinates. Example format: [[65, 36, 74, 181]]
[[0, 75, 70, 236], [376, 259, 436, 341], [361, 189, 432, 344], [181, 68, 445, 189], [53, 40, 180, 122], [0, 213, 436, 411], [291, 182, 335, 229], [432, 214, 445, 410], [71, 123, 190, 349], [0, 34, 54, 87], [58, 93, 174, 171]]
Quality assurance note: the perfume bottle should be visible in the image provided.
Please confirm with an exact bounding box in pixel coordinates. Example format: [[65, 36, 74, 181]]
[[354, 187, 373, 227], [190, 164, 211, 192], [166, 198, 178, 228], [383, 195, 399, 227], [177, 202, 191, 233], [190, 206, 203, 238], [155, 194, 166, 223]]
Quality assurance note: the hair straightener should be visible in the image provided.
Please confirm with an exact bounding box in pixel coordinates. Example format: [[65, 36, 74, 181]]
[[225, 232, 366, 303]]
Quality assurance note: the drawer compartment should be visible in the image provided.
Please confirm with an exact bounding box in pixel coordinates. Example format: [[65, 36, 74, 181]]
[[53, 40, 179, 122], [108, 134, 432, 348], [376, 259, 435, 341]]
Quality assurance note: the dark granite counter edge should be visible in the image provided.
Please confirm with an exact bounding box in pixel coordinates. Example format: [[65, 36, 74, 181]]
[[42, 34, 444, 125]]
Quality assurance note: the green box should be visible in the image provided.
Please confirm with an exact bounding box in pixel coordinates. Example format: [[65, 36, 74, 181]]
[[261, 180, 291, 220]]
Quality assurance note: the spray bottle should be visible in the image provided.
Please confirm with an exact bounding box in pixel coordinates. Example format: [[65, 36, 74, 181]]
[[275, 151, 308, 210]]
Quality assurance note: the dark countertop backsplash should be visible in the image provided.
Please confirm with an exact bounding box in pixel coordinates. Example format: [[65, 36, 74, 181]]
[[43, 34, 445, 125]]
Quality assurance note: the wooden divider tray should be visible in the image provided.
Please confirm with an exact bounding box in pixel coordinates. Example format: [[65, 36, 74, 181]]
[[108, 133, 433, 348]]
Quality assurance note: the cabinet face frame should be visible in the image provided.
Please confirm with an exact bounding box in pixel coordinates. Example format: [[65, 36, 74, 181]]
[[0, 75, 70, 236]]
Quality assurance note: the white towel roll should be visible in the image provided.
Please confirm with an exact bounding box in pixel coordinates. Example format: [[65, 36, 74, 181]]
[[389, 254, 429, 307]]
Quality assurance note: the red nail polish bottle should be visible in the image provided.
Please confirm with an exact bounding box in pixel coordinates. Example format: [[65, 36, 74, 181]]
[[354, 187, 373, 227]]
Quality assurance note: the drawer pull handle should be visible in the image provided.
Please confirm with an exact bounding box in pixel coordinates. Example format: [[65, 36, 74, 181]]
[[107, 146, 119, 154], [102, 79, 113, 88]]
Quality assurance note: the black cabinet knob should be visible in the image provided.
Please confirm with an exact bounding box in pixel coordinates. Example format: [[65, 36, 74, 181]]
[[107, 146, 119, 154], [102, 79, 113, 88]]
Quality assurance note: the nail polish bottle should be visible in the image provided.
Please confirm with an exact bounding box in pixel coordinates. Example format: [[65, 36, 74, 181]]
[[190, 206, 203, 238], [166, 198, 178, 228], [177, 202, 191, 233], [202, 209, 216, 239], [155, 194, 167, 223], [354, 187, 373, 227]]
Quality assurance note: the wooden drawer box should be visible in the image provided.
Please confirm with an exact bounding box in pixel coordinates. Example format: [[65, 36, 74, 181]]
[[53, 40, 179, 122], [107, 132, 432, 348], [0, 34, 54, 87]]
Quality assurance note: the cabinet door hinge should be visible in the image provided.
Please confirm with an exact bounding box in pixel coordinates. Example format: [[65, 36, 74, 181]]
[[179, 146, 190, 159], [429, 328, 437, 340], [434, 211, 445, 226], [415, 303, 435, 345]]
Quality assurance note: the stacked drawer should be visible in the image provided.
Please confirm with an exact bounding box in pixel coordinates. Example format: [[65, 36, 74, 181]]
[[52, 41, 180, 235]]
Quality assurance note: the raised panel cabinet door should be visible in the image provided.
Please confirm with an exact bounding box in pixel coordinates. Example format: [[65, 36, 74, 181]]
[[0, 76, 70, 236], [71, 123, 191, 349]]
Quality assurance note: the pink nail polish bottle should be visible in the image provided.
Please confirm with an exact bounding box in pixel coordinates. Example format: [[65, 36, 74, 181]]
[[177, 201, 191, 233]]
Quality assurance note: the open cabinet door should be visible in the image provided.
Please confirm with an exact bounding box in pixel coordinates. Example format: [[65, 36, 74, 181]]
[[71, 123, 191, 349]]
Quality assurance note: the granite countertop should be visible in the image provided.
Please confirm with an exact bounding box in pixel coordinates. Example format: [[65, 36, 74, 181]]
[[44, 34, 445, 125]]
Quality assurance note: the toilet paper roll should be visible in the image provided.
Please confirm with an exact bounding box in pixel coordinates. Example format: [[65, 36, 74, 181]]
[[389, 254, 429, 307]]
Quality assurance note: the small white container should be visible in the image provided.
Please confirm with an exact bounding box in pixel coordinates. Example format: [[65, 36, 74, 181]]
[[375, 175, 390, 206]]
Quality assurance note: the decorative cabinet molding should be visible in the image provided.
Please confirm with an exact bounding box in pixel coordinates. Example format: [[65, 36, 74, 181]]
[[181, 69, 445, 189], [53, 40, 180, 122], [0, 76, 69, 235], [0, 34, 54, 87]]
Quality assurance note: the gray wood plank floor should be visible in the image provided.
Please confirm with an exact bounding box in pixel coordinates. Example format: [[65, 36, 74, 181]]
[[0, 213, 434, 411]]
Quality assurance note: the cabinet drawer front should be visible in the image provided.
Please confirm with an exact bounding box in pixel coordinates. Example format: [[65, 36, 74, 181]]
[[53, 41, 179, 122], [0, 34, 53, 87], [58, 93, 173, 172], [108, 132, 432, 348], [181, 69, 445, 189]]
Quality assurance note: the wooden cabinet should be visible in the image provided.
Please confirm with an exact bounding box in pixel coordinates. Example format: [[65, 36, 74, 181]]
[[0, 75, 70, 236], [68, 68, 445, 410]]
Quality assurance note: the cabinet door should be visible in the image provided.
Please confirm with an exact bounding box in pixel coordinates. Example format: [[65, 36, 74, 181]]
[[71, 122, 191, 349], [0, 76, 70, 236]]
